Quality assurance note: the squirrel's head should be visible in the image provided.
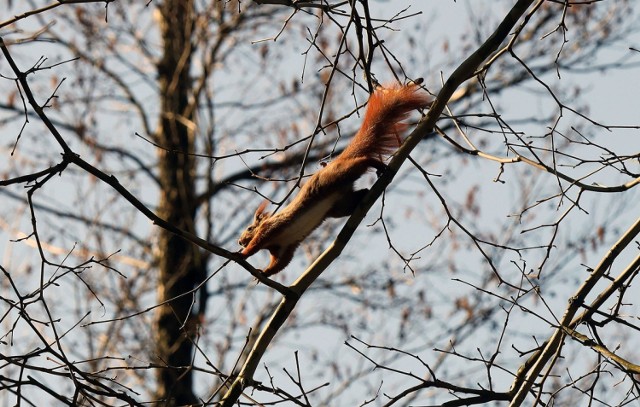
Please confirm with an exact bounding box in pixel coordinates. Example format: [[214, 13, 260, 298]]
[[238, 200, 271, 247]]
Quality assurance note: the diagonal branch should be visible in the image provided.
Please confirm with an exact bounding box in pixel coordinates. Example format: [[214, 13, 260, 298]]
[[0, 36, 293, 297], [218, 1, 537, 405], [508, 215, 640, 406]]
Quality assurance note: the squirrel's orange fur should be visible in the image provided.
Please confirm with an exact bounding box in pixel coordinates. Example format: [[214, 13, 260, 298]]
[[238, 83, 430, 276]]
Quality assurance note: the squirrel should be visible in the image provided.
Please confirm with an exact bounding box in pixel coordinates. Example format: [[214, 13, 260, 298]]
[[238, 83, 430, 276]]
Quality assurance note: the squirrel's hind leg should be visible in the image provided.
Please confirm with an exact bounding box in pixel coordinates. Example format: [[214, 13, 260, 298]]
[[263, 245, 297, 276], [327, 189, 369, 218]]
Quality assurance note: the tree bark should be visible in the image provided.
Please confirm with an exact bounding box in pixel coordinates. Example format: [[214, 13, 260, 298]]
[[154, 0, 202, 404]]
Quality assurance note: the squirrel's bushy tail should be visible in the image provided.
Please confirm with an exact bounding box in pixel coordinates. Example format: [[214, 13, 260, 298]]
[[340, 83, 430, 160]]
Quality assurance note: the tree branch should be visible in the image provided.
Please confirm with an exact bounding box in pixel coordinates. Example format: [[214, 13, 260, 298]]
[[218, 0, 537, 404]]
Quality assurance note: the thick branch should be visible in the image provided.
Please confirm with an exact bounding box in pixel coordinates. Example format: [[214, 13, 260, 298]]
[[219, 0, 536, 405], [508, 215, 640, 406]]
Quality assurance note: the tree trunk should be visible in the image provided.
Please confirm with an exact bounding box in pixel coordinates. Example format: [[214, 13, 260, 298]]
[[154, 0, 202, 404]]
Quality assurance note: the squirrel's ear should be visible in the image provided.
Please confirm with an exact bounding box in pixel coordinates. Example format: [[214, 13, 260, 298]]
[[254, 200, 270, 219]]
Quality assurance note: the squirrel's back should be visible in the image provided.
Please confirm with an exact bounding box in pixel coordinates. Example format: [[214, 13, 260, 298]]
[[340, 83, 430, 161]]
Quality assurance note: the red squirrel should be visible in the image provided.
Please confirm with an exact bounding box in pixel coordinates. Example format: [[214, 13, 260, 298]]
[[238, 83, 430, 276]]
